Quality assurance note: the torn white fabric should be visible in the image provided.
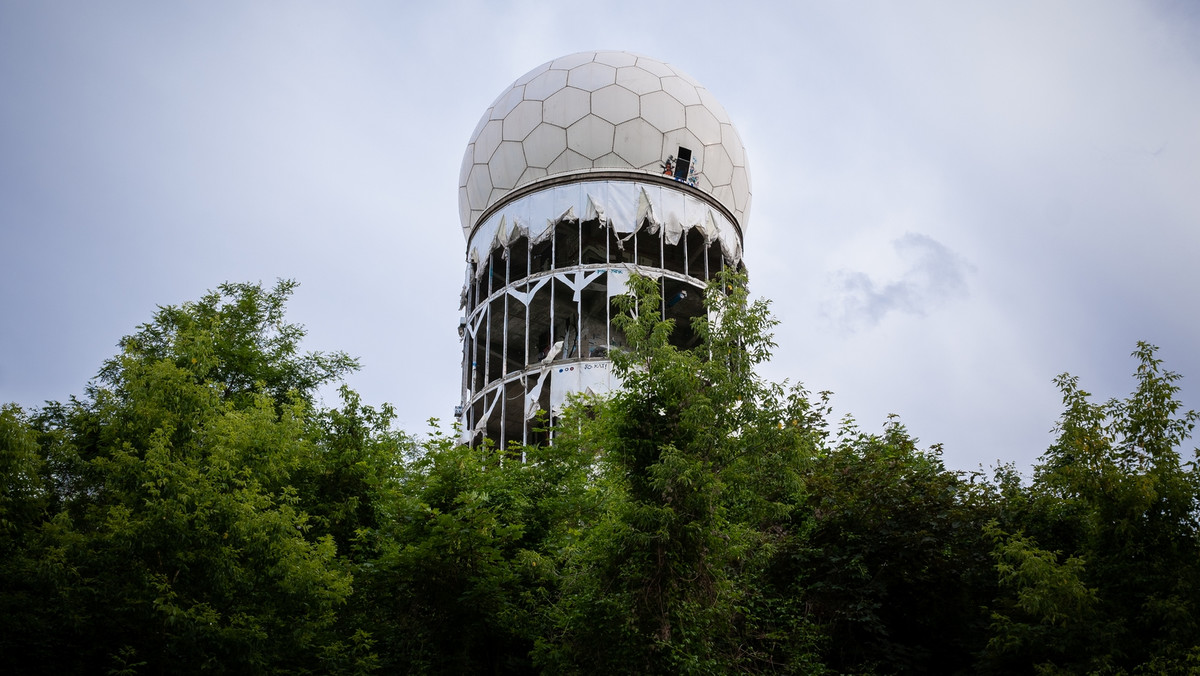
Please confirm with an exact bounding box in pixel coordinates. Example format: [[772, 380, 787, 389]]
[[494, 215, 510, 252], [701, 209, 718, 243], [467, 178, 742, 279], [664, 211, 684, 247], [460, 266, 470, 310], [718, 221, 743, 263], [460, 392, 502, 444], [549, 360, 622, 416], [584, 194, 607, 227], [607, 266, 630, 297], [660, 188, 686, 245], [635, 187, 656, 234], [603, 182, 639, 234], [524, 371, 547, 420], [524, 341, 562, 420]]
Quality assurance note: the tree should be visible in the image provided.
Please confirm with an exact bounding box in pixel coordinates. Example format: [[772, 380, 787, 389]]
[[536, 272, 825, 674], [103, 280, 357, 409], [981, 342, 1200, 674], [8, 276, 1200, 675], [779, 417, 999, 674], [357, 428, 588, 674], [0, 280, 375, 673]]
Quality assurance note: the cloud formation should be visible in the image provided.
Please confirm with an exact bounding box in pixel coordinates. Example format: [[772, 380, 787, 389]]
[[827, 233, 974, 331]]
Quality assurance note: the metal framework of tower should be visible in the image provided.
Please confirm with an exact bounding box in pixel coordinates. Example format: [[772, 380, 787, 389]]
[[460, 173, 743, 446]]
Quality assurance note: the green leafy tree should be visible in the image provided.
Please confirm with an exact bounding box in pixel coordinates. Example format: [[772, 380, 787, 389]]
[[10, 275, 1200, 676], [982, 342, 1200, 674], [0, 281, 376, 674], [536, 272, 824, 674], [981, 523, 1098, 673], [358, 425, 598, 674], [773, 417, 998, 675]]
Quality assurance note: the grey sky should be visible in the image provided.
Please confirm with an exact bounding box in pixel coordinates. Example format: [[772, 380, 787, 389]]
[[2, 1, 1198, 474]]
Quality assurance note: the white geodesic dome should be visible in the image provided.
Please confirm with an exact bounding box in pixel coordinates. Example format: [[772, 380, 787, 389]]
[[458, 51, 751, 239]]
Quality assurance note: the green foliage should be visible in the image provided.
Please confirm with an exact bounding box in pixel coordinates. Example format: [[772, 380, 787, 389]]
[[979, 342, 1200, 674], [536, 272, 826, 674], [100, 279, 358, 409], [0, 404, 45, 536], [784, 418, 998, 674], [982, 524, 1098, 672], [0, 281, 376, 674], [355, 424, 601, 674], [4, 278, 1200, 675]]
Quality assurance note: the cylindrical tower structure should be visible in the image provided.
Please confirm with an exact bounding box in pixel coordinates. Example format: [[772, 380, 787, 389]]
[[457, 50, 751, 446]]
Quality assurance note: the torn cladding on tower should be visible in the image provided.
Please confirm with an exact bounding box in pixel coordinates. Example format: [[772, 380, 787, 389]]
[[456, 51, 752, 447]]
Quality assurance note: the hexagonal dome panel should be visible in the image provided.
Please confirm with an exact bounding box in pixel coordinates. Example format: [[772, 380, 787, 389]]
[[661, 76, 702, 106], [472, 120, 503, 164], [542, 87, 591, 128], [614, 117, 665, 169], [702, 144, 735, 186], [488, 142, 526, 190], [567, 61, 616, 90], [638, 90, 686, 133], [567, 114, 615, 160], [685, 105, 722, 146], [523, 123, 567, 168], [503, 100, 542, 141], [524, 69, 568, 101], [615, 65, 661, 95], [591, 85, 640, 125], [459, 51, 751, 238], [593, 51, 638, 68]]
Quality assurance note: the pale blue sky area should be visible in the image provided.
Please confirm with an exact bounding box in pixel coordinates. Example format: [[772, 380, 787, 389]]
[[3, 1, 1199, 473]]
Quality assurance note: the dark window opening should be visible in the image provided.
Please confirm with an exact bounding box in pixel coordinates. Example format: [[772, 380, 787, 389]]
[[609, 226, 632, 264], [673, 146, 692, 182], [685, 229, 706, 281], [489, 247, 507, 290], [487, 296, 505, 384], [580, 218, 607, 264], [706, 240, 723, 281], [500, 379, 524, 450], [509, 235, 530, 283], [635, 223, 662, 268], [580, 277, 608, 358], [528, 283, 552, 364], [664, 278, 704, 350], [551, 277, 577, 359], [663, 232, 687, 276], [531, 234, 553, 274], [506, 297, 526, 375], [554, 220, 580, 269], [472, 329, 486, 392]]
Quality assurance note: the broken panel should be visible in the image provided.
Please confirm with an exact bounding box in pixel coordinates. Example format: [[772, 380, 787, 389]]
[[554, 219, 580, 269], [635, 222, 662, 268], [580, 275, 609, 359], [580, 218, 607, 265]]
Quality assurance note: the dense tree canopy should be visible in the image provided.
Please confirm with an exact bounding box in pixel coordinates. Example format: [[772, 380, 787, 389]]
[[2, 278, 1198, 674]]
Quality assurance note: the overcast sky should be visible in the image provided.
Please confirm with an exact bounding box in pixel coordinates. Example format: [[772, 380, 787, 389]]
[[2, 1, 1198, 474]]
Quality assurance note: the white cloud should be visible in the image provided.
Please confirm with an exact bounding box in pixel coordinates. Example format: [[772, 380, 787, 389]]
[[825, 233, 975, 331]]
